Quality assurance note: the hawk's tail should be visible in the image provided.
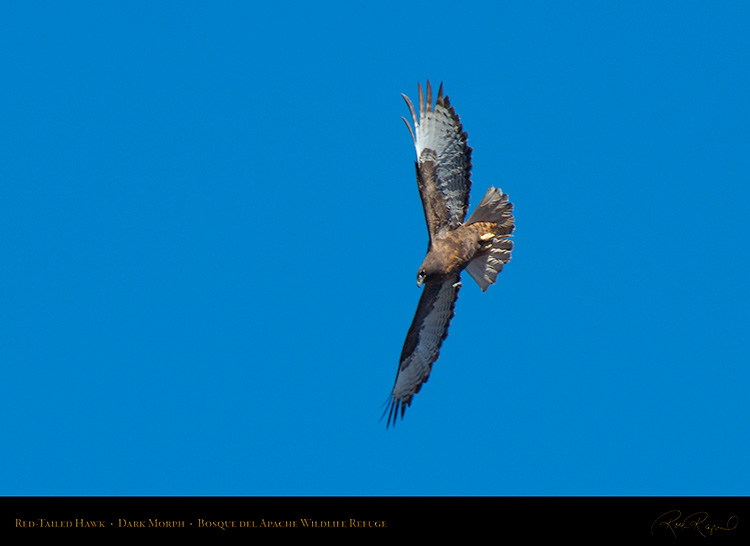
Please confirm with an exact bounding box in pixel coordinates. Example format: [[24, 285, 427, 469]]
[[465, 186, 514, 292]]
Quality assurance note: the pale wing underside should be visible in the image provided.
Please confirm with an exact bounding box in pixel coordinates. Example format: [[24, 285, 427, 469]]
[[384, 275, 461, 427], [402, 81, 472, 241]]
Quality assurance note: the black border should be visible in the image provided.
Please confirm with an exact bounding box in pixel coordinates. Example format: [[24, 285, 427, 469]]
[[3, 496, 748, 539]]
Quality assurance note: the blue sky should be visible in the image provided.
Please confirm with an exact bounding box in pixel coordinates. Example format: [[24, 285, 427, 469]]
[[2, 1, 748, 496]]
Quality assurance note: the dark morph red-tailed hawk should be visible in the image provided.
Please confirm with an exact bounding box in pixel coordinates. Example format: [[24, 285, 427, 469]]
[[384, 81, 515, 427]]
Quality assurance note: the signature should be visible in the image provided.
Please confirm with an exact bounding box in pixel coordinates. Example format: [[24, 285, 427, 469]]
[[651, 510, 738, 538]]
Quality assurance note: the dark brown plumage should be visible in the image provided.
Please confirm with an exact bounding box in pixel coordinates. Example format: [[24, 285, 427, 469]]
[[384, 81, 515, 427]]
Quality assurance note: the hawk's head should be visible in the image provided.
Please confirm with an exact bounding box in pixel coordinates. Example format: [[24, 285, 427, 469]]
[[417, 254, 446, 287]]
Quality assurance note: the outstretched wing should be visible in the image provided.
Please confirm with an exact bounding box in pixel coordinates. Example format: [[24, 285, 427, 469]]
[[402, 81, 473, 243], [384, 275, 461, 427]]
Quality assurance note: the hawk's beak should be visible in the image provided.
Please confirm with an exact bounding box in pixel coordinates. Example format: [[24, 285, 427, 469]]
[[416, 273, 425, 288]]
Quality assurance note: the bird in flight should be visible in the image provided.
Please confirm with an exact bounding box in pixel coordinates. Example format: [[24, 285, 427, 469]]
[[384, 81, 515, 427]]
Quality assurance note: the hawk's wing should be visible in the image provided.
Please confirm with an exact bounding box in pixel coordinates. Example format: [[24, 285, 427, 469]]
[[384, 275, 461, 427], [402, 81, 473, 243]]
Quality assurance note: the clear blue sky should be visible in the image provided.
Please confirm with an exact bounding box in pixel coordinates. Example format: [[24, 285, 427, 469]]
[[2, 1, 748, 496]]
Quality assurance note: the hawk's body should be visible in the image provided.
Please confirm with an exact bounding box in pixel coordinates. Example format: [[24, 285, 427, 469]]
[[385, 81, 514, 427]]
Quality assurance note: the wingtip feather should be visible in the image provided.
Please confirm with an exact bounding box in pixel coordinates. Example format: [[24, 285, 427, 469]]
[[401, 116, 416, 143], [380, 396, 408, 429], [418, 82, 425, 119], [401, 93, 418, 127]]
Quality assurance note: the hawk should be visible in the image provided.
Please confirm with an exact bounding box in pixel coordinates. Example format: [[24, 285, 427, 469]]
[[384, 81, 515, 427]]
